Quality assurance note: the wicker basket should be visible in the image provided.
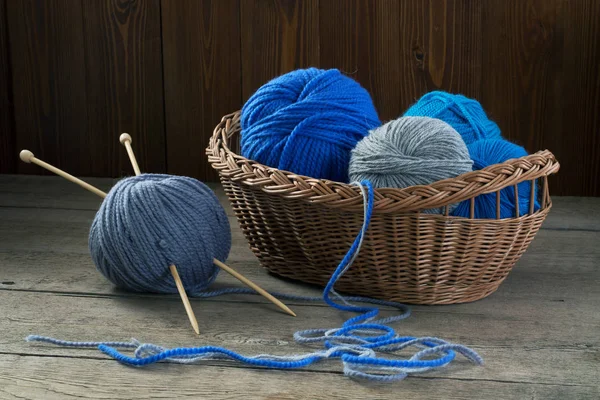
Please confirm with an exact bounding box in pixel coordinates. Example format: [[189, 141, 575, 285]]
[[207, 112, 560, 304]]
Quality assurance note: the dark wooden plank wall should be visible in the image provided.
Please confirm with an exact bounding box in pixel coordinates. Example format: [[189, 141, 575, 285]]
[[82, 0, 166, 176], [162, 0, 241, 180], [0, 0, 598, 196], [5, 0, 165, 177], [0, 0, 15, 174]]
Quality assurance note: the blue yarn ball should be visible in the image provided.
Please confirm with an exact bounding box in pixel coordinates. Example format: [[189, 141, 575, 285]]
[[89, 174, 231, 294], [451, 140, 540, 219], [241, 68, 381, 182], [404, 91, 502, 144]]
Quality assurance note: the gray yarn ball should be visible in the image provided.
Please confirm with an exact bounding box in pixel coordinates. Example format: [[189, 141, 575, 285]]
[[349, 116, 473, 213]]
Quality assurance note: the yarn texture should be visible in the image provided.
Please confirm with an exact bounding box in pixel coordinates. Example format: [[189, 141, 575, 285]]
[[89, 174, 231, 294], [349, 116, 472, 213], [404, 91, 502, 144], [452, 139, 540, 219], [31, 181, 483, 382], [349, 116, 472, 189], [241, 68, 380, 183]]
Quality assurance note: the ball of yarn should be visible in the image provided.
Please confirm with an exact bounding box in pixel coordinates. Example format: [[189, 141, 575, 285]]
[[452, 139, 540, 219], [89, 174, 231, 294], [241, 68, 381, 182], [349, 116, 473, 213], [404, 91, 502, 144]]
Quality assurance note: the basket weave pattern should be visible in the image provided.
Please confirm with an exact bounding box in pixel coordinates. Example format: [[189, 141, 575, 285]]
[[207, 112, 560, 304]]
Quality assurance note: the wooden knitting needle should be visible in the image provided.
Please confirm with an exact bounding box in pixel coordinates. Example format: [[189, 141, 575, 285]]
[[119, 134, 297, 318], [119, 133, 141, 175], [211, 259, 295, 317], [20, 148, 200, 334], [21, 145, 296, 319], [119, 133, 200, 334], [20, 150, 107, 198], [169, 265, 200, 335]]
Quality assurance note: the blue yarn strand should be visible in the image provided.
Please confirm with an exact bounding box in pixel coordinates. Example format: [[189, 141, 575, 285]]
[[27, 180, 483, 382]]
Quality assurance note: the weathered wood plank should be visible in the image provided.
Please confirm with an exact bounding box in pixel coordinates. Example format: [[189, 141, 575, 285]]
[[1, 177, 599, 311], [1, 354, 596, 400], [0, 175, 115, 210], [542, 197, 600, 231], [1, 230, 599, 306], [0, 177, 599, 397], [2, 290, 599, 387], [1, 269, 598, 348], [1, 205, 599, 301]]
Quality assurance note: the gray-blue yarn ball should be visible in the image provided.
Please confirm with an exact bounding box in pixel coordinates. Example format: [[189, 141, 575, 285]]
[[349, 116, 473, 213], [89, 174, 231, 294]]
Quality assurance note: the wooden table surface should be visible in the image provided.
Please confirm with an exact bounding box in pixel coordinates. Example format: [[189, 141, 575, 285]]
[[0, 175, 598, 399]]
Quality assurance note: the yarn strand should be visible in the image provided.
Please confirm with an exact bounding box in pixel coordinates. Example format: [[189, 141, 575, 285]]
[[27, 181, 483, 382]]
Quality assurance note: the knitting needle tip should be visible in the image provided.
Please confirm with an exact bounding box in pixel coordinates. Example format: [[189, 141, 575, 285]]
[[281, 304, 297, 317], [19, 149, 34, 163], [119, 133, 141, 176], [19, 151, 107, 198], [119, 133, 132, 145]]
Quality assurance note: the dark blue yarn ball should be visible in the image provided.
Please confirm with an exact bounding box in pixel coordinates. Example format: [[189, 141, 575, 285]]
[[241, 68, 380, 183], [404, 91, 502, 145], [451, 140, 540, 219], [89, 174, 231, 294]]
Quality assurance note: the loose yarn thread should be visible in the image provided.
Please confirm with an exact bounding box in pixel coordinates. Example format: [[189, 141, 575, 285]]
[[28, 181, 483, 382], [349, 116, 472, 213], [241, 68, 380, 183], [452, 139, 540, 219], [404, 91, 502, 145]]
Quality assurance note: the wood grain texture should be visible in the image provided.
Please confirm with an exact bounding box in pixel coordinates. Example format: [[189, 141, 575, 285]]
[[1, 0, 599, 196], [0, 0, 15, 174], [482, 0, 600, 196], [2, 355, 597, 400], [319, 0, 397, 119], [0, 175, 599, 399], [319, 0, 482, 121], [82, 0, 166, 177], [162, 0, 242, 180], [558, 0, 600, 197], [241, 0, 319, 100], [6, 0, 89, 176], [2, 290, 600, 384]]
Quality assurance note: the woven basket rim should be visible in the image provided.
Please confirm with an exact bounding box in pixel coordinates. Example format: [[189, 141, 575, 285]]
[[207, 111, 560, 213]]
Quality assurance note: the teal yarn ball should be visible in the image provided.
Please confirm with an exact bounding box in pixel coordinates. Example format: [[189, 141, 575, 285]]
[[349, 116, 473, 213], [404, 91, 502, 145], [89, 174, 231, 294], [452, 140, 540, 219], [240, 68, 381, 182]]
